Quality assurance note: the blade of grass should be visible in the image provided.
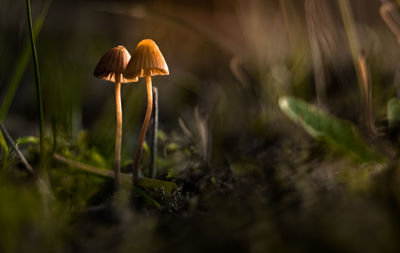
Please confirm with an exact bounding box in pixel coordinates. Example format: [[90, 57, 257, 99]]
[[25, 0, 47, 157], [0, 1, 51, 121], [0, 130, 8, 155], [0, 127, 8, 170], [337, 0, 360, 68]]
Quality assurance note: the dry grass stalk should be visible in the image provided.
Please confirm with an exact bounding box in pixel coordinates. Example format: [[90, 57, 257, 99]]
[[358, 50, 378, 136], [305, 0, 327, 108], [380, 1, 400, 45], [195, 107, 210, 166]]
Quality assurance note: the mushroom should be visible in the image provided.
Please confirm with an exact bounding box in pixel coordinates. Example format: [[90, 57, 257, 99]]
[[94, 45, 137, 190], [123, 39, 169, 184]]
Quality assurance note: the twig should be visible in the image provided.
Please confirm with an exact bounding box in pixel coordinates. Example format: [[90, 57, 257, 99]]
[[0, 122, 52, 198], [53, 153, 113, 177], [0, 123, 34, 174]]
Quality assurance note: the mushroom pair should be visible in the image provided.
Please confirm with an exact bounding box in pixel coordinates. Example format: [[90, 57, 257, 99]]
[[94, 39, 168, 189]]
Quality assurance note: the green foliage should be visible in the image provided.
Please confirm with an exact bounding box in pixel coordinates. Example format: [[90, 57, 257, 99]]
[[50, 163, 111, 211], [16, 136, 39, 146], [0, 128, 8, 165], [62, 131, 108, 169], [49, 129, 177, 210], [136, 177, 177, 193], [0, 173, 66, 253], [387, 97, 400, 129], [279, 96, 385, 162], [50, 133, 112, 210]]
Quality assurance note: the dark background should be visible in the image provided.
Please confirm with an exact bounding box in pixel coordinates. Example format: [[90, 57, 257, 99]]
[[1, 0, 400, 252]]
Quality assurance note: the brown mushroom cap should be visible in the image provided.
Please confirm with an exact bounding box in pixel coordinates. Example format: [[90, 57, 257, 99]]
[[94, 45, 138, 83], [123, 39, 169, 79]]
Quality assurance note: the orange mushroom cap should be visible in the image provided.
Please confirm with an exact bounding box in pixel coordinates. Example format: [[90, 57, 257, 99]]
[[94, 45, 138, 83], [123, 39, 169, 79]]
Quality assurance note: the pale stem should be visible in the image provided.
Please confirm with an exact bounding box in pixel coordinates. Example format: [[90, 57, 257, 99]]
[[132, 75, 153, 184], [150, 87, 158, 178], [114, 74, 122, 190]]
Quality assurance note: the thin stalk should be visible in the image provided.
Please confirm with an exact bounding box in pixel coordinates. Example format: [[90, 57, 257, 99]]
[[338, 0, 371, 129], [0, 122, 52, 198], [380, 1, 400, 45], [149, 87, 158, 178], [26, 0, 45, 156], [0, 123, 34, 174], [0, 0, 50, 121], [358, 51, 378, 136], [338, 0, 379, 135], [279, 0, 304, 59], [0, 127, 8, 170], [337, 0, 360, 66], [132, 75, 153, 184], [305, 0, 327, 108], [114, 75, 122, 190], [51, 115, 57, 153]]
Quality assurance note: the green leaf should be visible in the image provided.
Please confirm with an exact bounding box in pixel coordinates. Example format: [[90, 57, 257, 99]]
[[0, 128, 8, 162], [387, 97, 400, 129], [16, 136, 39, 146], [279, 96, 385, 163]]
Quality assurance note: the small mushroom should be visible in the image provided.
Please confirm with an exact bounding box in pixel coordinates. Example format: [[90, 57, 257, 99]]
[[94, 45, 137, 190], [123, 39, 169, 184]]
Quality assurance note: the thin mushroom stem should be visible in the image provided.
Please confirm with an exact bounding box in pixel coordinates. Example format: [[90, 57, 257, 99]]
[[132, 74, 153, 184], [114, 74, 122, 190], [150, 86, 158, 178]]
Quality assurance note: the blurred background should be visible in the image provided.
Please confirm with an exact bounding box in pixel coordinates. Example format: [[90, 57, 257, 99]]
[[2, 0, 400, 252], [1, 0, 399, 161]]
